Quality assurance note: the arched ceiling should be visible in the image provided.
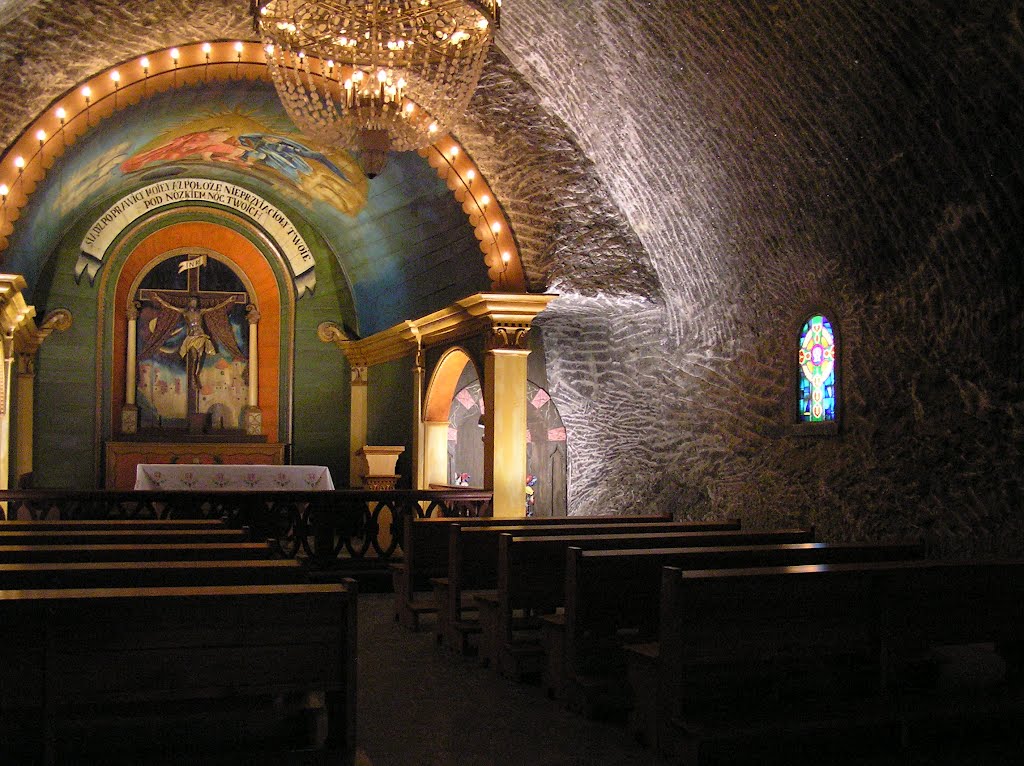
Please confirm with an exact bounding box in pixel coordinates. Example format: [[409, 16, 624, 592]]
[[3, 75, 494, 335], [0, 0, 660, 317]]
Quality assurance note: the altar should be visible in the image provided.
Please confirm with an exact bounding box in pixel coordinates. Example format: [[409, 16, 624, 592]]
[[134, 463, 334, 491], [105, 441, 287, 490]]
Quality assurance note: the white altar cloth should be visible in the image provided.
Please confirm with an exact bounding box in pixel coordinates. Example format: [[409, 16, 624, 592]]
[[134, 464, 335, 491]]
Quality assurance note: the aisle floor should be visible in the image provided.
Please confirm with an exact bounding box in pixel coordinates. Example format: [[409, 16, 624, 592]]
[[355, 592, 1022, 766]]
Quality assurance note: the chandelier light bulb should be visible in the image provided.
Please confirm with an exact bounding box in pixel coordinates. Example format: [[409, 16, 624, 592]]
[[0, 183, 8, 200], [14, 155, 25, 171], [490, 221, 501, 234], [140, 56, 150, 73], [111, 70, 120, 84], [36, 129, 46, 146], [56, 107, 67, 124], [170, 48, 180, 63], [480, 194, 490, 208], [465, 169, 475, 181], [81, 86, 92, 102], [501, 251, 511, 265]]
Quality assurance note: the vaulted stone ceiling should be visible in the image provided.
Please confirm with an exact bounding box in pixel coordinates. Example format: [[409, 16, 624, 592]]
[[1, 1, 1021, 551]]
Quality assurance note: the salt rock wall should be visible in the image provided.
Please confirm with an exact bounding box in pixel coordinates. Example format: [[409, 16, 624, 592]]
[[499, 1, 1024, 555]]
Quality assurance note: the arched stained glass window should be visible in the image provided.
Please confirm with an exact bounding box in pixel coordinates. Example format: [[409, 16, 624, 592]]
[[798, 314, 837, 422]]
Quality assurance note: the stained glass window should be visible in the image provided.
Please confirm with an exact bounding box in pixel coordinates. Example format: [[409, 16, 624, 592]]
[[798, 314, 837, 422]]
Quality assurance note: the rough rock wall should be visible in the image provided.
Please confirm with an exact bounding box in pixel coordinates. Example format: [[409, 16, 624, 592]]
[[502, 1, 1024, 554]]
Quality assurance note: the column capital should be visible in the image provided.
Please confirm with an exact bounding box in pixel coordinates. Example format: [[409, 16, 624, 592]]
[[126, 301, 141, 322], [15, 352, 35, 377], [351, 365, 368, 385], [246, 304, 261, 324], [486, 322, 532, 353]]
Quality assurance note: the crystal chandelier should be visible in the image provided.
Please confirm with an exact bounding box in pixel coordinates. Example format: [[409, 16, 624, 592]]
[[253, 0, 499, 177]]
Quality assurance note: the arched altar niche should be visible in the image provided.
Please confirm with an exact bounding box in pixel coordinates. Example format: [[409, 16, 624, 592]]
[[423, 345, 567, 516], [422, 347, 481, 490], [109, 220, 284, 441]]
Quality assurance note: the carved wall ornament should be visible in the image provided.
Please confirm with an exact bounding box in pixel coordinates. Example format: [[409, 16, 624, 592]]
[[487, 322, 532, 352]]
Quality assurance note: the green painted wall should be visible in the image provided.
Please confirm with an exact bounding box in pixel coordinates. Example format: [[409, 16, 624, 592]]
[[367, 356, 414, 488]]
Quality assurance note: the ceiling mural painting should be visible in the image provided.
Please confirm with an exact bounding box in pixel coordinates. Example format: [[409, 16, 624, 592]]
[[2, 76, 489, 334]]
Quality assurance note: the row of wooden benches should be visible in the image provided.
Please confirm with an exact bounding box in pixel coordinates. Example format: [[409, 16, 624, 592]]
[[390, 513, 1024, 763], [0, 518, 358, 765]]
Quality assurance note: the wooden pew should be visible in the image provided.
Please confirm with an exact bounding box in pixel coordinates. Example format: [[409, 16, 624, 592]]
[[441, 523, 797, 653], [648, 559, 1024, 763], [547, 542, 921, 723], [0, 528, 248, 546], [0, 559, 312, 590], [0, 582, 357, 765], [487, 536, 921, 688], [0, 541, 274, 564], [391, 513, 678, 630], [0, 519, 229, 531]]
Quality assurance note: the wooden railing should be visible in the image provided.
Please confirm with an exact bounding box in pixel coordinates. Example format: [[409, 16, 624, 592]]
[[0, 489, 493, 566]]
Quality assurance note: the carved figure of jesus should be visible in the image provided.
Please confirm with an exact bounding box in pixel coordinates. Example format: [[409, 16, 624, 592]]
[[152, 293, 237, 392]]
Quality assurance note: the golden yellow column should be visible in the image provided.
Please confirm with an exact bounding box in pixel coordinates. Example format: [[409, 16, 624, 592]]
[[422, 420, 450, 488], [483, 323, 531, 518], [13, 352, 34, 487], [349, 365, 368, 487], [0, 337, 12, 493]]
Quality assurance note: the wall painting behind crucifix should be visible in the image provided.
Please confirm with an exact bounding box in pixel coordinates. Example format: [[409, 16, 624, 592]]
[[135, 255, 250, 431]]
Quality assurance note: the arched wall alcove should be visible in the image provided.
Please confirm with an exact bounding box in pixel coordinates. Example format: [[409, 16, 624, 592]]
[[422, 346, 482, 489], [105, 218, 288, 443]]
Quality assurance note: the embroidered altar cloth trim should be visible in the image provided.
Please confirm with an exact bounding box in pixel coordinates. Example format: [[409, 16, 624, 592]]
[[135, 464, 335, 491]]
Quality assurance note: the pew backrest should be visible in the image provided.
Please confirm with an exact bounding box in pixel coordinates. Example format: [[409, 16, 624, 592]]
[[0, 581, 357, 764], [0, 558, 307, 590], [401, 513, 684, 586], [0, 528, 247, 546], [0, 541, 273, 563], [454, 521, 761, 595], [0, 519, 228, 531], [563, 542, 923, 672]]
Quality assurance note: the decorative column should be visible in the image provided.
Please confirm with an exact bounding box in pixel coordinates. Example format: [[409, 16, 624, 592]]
[[10, 308, 72, 491], [349, 365, 368, 487], [121, 300, 140, 434], [14, 353, 34, 486], [241, 305, 263, 435], [0, 275, 33, 499], [483, 323, 531, 518], [0, 333, 13, 494], [411, 337, 426, 489]]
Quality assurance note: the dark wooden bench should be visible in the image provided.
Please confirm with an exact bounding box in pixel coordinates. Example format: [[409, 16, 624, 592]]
[[485, 533, 839, 684], [391, 513, 677, 630], [0, 559, 313, 590], [647, 559, 1024, 763], [0, 519, 229, 531], [0, 582, 357, 765], [0, 528, 248, 546], [441, 522, 783, 653], [0, 541, 274, 564]]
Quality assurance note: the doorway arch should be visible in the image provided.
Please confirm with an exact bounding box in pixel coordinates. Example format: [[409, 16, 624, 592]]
[[422, 346, 481, 489]]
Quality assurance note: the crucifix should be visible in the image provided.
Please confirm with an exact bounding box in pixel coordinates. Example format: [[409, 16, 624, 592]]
[[138, 255, 248, 431]]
